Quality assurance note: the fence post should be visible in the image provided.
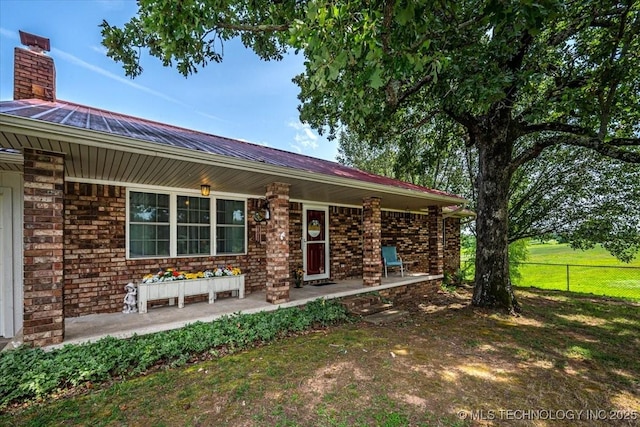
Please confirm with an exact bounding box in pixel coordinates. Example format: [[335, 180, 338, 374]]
[[566, 264, 570, 291]]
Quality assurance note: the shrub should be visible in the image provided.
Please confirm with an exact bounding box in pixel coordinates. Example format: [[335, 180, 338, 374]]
[[0, 298, 350, 409]]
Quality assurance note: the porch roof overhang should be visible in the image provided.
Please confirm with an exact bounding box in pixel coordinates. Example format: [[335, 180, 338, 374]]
[[0, 100, 467, 211]]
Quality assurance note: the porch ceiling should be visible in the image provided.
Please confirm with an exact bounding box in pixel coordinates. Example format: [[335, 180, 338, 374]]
[[0, 107, 466, 211]]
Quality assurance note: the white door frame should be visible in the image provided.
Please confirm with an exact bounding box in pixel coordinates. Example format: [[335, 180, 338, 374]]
[[0, 187, 14, 337], [302, 205, 330, 281]]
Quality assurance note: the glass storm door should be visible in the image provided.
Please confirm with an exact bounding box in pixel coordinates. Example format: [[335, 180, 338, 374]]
[[303, 206, 329, 280]]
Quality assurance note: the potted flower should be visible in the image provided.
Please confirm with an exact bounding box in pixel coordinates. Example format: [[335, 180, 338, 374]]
[[293, 266, 305, 288]]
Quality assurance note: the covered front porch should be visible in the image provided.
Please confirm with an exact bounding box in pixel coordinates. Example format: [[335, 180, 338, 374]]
[[2, 96, 464, 348], [10, 273, 440, 351]]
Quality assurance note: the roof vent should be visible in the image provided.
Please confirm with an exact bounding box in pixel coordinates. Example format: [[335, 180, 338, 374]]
[[19, 30, 50, 53]]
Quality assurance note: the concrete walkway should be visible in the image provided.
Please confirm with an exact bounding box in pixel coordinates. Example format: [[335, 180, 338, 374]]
[[3, 273, 439, 351]]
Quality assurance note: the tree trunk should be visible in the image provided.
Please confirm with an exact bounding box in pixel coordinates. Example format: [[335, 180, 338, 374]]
[[472, 134, 520, 313]]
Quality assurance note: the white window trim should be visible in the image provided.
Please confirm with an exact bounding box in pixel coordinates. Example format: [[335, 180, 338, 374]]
[[126, 187, 247, 260]]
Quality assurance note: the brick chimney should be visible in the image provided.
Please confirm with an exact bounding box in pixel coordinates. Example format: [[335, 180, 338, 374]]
[[14, 30, 55, 102]]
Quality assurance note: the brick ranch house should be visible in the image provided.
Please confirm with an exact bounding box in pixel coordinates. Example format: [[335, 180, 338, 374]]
[[0, 33, 470, 347]]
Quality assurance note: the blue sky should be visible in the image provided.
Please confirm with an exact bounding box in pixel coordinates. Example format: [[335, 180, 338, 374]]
[[0, 0, 338, 161]]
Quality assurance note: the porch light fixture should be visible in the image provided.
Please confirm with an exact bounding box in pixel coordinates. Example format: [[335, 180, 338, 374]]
[[200, 184, 211, 197], [253, 199, 270, 223]]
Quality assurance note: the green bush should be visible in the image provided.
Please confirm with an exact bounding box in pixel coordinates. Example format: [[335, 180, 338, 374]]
[[0, 298, 350, 408]]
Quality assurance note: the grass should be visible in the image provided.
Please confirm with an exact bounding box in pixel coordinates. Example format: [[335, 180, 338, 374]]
[[3, 287, 639, 426], [515, 242, 640, 301]]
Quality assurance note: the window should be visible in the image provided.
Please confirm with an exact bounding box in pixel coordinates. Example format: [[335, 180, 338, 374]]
[[129, 192, 170, 258], [127, 190, 246, 259], [216, 199, 246, 254], [177, 195, 210, 255]]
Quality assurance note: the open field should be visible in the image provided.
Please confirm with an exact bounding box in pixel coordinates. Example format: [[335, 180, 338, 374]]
[[523, 242, 640, 267], [3, 287, 639, 426], [516, 242, 640, 301]]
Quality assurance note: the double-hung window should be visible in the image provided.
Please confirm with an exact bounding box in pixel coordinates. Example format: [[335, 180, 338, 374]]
[[216, 199, 246, 254], [129, 192, 170, 257], [127, 190, 246, 259], [177, 195, 211, 255]]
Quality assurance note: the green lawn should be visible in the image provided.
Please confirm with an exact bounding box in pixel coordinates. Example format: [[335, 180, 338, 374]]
[[3, 288, 639, 426], [515, 242, 640, 301]]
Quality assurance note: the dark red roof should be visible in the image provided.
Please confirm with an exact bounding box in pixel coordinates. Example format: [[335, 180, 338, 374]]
[[0, 98, 464, 201]]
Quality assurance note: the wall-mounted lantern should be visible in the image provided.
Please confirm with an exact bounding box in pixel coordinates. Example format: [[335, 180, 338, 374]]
[[253, 199, 270, 223]]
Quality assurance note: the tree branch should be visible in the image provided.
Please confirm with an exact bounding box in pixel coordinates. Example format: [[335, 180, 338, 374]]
[[214, 22, 289, 33], [397, 74, 434, 105], [511, 135, 640, 173], [566, 137, 640, 163], [522, 122, 595, 136], [400, 109, 439, 134]]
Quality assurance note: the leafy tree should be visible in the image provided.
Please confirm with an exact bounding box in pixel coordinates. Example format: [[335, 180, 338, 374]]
[[508, 145, 640, 262], [339, 128, 640, 263], [337, 117, 472, 196], [102, 0, 640, 313]]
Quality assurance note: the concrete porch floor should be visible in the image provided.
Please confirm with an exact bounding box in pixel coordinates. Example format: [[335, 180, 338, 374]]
[[71, 273, 439, 349], [1, 273, 439, 351]]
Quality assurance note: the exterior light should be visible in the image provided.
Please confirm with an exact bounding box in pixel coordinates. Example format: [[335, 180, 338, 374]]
[[200, 184, 211, 197], [253, 199, 270, 223]]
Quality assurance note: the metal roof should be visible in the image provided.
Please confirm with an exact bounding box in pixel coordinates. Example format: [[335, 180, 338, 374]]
[[0, 98, 466, 209]]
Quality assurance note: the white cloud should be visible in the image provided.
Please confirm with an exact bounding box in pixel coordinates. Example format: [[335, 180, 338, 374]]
[[0, 27, 18, 40], [52, 47, 190, 107], [90, 45, 107, 55], [95, 0, 129, 11], [196, 111, 226, 122], [288, 120, 319, 153]]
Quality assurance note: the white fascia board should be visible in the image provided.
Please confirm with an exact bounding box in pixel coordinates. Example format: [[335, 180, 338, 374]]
[[0, 152, 24, 165]]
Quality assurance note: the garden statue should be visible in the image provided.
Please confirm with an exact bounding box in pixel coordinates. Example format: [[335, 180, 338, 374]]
[[123, 283, 138, 313]]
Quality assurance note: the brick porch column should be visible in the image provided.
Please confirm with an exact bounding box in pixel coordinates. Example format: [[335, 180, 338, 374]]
[[265, 182, 290, 304], [444, 217, 461, 275], [23, 148, 65, 346], [362, 197, 382, 287], [428, 206, 444, 275]]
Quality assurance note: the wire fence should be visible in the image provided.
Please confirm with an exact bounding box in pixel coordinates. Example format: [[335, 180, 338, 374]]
[[515, 262, 640, 301]]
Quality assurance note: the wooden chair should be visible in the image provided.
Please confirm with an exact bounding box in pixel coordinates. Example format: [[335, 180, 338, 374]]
[[381, 246, 404, 278]]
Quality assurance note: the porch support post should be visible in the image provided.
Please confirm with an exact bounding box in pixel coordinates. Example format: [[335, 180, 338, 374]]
[[265, 182, 290, 304], [444, 217, 461, 275], [23, 148, 65, 347], [428, 206, 444, 275], [362, 197, 382, 287]]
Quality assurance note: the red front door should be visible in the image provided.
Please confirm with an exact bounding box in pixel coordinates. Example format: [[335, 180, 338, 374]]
[[304, 207, 328, 278]]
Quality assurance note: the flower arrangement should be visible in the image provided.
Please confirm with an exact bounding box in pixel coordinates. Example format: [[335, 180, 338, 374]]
[[142, 265, 241, 283], [293, 265, 305, 288], [204, 265, 242, 277]]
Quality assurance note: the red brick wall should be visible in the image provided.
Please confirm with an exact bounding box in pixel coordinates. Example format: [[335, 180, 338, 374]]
[[265, 182, 290, 303], [329, 206, 363, 279], [428, 206, 444, 275], [63, 183, 126, 317], [381, 211, 430, 273], [23, 149, 64, 346], [61, 181, 458, 317], [14, 47, 55, 102], [246, 198, 268, 294], [379, 279, 440, 302], [288, 202, 304, 280], [444, 217, 461, 275], [362, 197, 382, 287], [63, 183, 267, 317], [290, 206, 445, 281]]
